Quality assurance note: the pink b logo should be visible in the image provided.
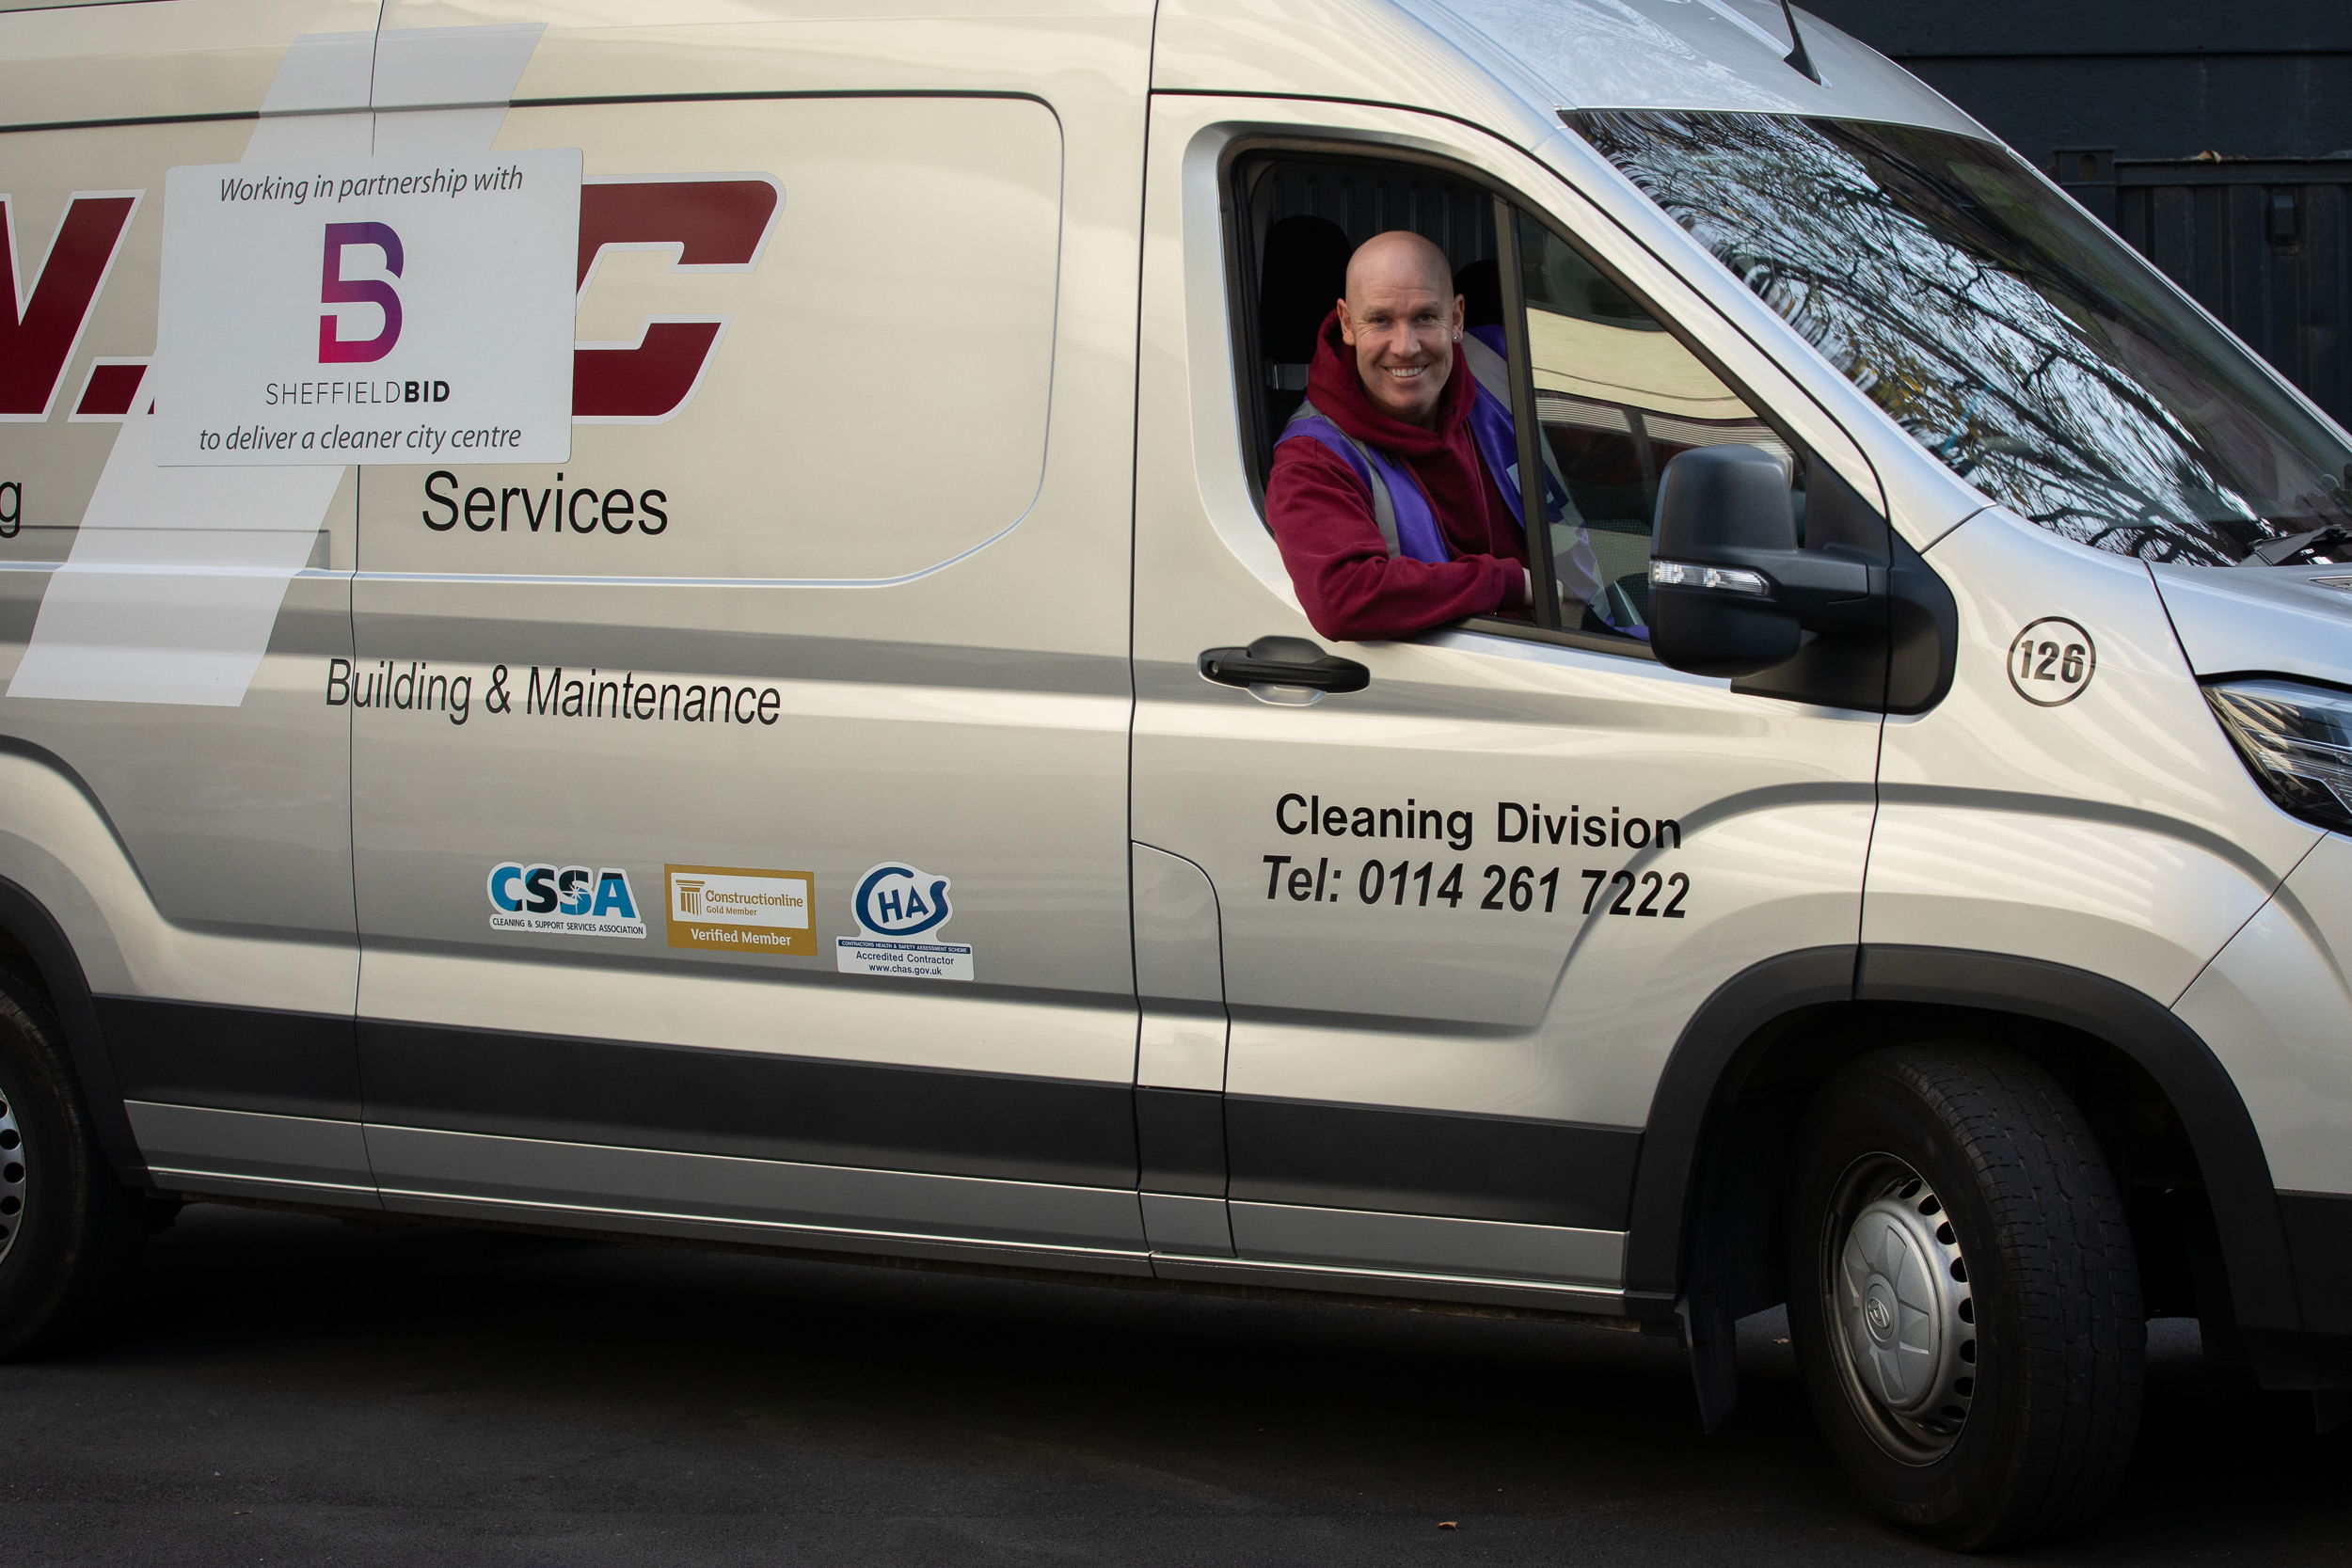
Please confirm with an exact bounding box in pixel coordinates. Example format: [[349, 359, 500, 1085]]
[[318, 222, 404, 364]]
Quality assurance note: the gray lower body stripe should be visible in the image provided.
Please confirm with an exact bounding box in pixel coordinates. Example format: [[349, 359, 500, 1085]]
[[373, 1182, 1151, 1267]]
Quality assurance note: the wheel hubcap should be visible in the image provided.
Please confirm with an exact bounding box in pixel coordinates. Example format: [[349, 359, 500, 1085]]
[[0, 1078, 23, 1268], [1826, 1158, 1976, 1461]]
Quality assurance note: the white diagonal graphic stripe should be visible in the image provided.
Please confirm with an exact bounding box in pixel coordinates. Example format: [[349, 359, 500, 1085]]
[[8, 24, 544, 706]]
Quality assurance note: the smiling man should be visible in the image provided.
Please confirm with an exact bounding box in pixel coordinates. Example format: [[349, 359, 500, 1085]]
[[1265, 230, 1534, 641]]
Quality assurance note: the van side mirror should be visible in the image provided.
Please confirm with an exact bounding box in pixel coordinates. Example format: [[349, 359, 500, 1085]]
[[1647, 445, 1875, 678]]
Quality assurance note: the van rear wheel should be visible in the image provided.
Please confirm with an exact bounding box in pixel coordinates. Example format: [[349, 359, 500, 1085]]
[[1785, 1045, 2144, 1550], [0, 971, 146, 1358]]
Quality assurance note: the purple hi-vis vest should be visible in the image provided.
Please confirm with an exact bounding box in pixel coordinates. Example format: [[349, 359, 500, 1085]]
[[1278, 332, 1605, 611]]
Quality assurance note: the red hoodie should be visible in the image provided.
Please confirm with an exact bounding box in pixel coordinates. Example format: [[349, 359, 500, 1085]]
[[1264, 309, 1529, 641]]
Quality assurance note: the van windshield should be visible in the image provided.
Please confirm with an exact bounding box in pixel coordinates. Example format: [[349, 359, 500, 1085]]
[[1571, 110, 2352, 566]]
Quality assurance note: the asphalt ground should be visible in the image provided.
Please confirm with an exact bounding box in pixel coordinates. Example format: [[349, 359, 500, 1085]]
[[2, 1202, 2344, 1567]]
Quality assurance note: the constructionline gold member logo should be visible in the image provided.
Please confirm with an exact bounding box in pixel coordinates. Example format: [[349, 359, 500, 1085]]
[[664, 865, 816, 956]]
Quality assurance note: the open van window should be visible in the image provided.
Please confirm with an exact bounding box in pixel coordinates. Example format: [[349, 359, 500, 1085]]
[[1574, 110, 2352, 568], [1511, 206, 1793, 638], [1237, 156, 1498, 471], [1232, 150, 1798, 645]]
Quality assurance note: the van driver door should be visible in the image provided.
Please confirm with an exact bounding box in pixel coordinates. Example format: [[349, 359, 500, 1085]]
[[1129, 100, 1888, 1301]]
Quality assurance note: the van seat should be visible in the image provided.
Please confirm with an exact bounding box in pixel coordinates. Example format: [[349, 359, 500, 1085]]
[[1257, 214, 1352, 440]]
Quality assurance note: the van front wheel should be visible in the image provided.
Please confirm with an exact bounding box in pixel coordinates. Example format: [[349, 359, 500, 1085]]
[[1785, 1046, 2144, 1550], [0, 971, 146, 1358]]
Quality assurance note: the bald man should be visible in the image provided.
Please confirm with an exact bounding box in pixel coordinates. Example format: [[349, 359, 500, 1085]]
[[1266, 230, 1537, 641]]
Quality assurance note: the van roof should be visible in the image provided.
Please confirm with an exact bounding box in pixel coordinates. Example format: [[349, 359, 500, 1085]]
[[1163, 0, 1988, 141], [0, 0, 1987, 146]]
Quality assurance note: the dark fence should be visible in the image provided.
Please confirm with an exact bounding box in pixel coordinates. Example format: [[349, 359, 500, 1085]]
[[2062, 150, 2352, 428]]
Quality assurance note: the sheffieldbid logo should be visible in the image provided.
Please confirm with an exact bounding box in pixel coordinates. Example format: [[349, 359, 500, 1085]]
[[318, 221, 404, 363]]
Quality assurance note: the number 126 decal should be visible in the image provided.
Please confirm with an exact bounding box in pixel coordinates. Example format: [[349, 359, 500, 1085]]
[[2007, 617, 2097, 706]]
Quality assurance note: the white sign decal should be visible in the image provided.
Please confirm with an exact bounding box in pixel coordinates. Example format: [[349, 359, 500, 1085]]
[[835, 862, 974, 982], [152, 149, 580, 467]]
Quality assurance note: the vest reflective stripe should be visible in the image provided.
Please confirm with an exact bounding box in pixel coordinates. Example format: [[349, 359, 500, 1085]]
[[1277, 338, 1603, 608], [1279, 402, 1447, 562]]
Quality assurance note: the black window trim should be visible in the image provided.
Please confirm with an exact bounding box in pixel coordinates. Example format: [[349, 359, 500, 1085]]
[[1216, 132, 1814, 664]]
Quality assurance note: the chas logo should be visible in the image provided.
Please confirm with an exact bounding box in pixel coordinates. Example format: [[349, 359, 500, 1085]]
[[852, 863, 952, 938], [838, 861, 971, 981], [487, 862, 646, 940]]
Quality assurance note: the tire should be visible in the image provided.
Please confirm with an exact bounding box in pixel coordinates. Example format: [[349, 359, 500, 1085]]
[[0, 969, 146, 1358], [1785, 1045, 2144, 1550]]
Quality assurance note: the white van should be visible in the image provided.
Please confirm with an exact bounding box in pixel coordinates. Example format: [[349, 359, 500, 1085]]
[[2, 0, 2348, 1547]]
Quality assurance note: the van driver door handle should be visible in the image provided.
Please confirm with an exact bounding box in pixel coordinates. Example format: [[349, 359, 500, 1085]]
[[1198, 636, 1371, 693]]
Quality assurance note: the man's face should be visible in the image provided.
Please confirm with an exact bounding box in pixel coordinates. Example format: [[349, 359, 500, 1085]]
[[1337, 268, 1464, 429]]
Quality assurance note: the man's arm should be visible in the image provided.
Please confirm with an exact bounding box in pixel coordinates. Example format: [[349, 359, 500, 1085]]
[[1265, 440, 1527, 641]]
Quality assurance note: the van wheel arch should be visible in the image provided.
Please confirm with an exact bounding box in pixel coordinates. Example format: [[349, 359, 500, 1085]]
[[0, 876, 142, 1185], [1630, 946, 2297, 1356]]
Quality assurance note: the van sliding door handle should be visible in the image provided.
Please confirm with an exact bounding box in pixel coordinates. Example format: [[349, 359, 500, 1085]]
[[1199, 636, 1371, 693]]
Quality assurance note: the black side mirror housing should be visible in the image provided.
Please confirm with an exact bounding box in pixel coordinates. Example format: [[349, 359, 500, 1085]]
[[1647, 445, 1876, 678]]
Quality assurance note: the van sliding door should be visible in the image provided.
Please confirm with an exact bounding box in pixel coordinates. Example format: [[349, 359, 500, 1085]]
[[348, 76, 1149, 1267]]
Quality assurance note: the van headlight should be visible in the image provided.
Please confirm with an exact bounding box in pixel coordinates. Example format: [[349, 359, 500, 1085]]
[[2205, 677, 2352, 834]]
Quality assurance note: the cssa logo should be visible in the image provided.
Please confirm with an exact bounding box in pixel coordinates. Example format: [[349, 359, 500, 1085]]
[[852, 863, 952, 938], [486, 862, 646, 939]]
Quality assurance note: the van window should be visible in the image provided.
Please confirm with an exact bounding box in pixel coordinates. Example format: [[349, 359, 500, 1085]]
[[1233, 151, 1794, 646], [1241, 157, 1498, 458], [1574, 109, 2352, 567], [1513, 209, 1788, 638]]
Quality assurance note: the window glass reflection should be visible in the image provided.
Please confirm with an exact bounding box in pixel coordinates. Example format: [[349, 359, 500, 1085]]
[[1574, 110, 2352, 565], [1516, 210, 1787, 633]]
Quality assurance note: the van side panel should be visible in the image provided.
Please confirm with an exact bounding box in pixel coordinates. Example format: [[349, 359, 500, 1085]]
[[342, 7, 1156, 1259], [2176, 833, 2352, 1199], [0, 0, 375, 130], [1867, 506, 2317, 1003], [0, 2, 1161, 1263], [0, 111, 360, 950], [0, 7, 377, 1199]]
